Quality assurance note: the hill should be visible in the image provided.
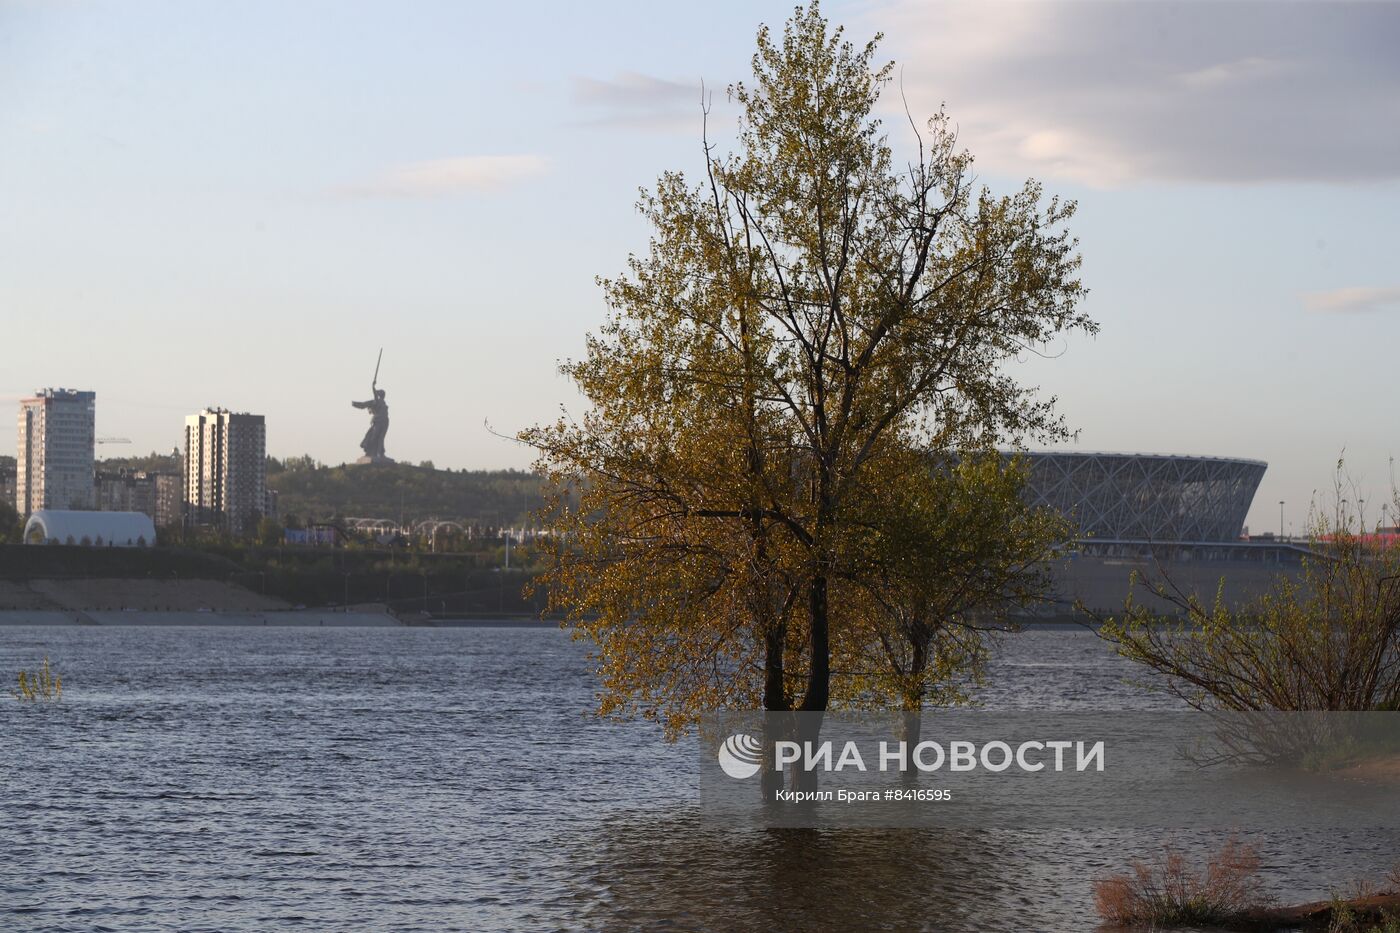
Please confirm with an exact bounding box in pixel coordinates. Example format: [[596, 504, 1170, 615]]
[[92, 453, 546, 527], [266, 459, 544, 526]]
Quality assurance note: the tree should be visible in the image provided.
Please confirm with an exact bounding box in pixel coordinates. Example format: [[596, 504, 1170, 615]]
[[841, 452, 1071, 741], [256, 517, 285, 548], [0, 499, 22, 544], [524, 3, 1092, 737]]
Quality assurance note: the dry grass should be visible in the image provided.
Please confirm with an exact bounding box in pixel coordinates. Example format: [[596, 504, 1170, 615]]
[[1326, 866, 1400, 933], [1326, 904, 1400, 933], [1339, 879, 1384, 901], [1093, 837, 1269, 927], [12, 657, 62, 702]]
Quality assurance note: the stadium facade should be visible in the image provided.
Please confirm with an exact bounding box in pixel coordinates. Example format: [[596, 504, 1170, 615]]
[[1002, 451, 1305, 619], [1014, 451, 1267, 543]]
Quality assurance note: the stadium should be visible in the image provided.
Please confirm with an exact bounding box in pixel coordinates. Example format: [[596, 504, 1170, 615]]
[[1016, 451, 1267, 544], [1004, 451, 1306, 619]]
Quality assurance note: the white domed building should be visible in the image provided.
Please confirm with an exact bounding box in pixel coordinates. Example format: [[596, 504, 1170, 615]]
[[23, 510, 157, 547]]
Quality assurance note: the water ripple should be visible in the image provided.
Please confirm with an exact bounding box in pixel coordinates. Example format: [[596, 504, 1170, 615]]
[[2, 625, 1394, 931]]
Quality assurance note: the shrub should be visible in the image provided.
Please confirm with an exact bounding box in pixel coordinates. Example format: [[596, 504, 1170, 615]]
[[1328, 902, 1400, 933], [1093, 837, 1268, 927], [1097, 494, 1400, 715], [1325, 865, 1400, 932]]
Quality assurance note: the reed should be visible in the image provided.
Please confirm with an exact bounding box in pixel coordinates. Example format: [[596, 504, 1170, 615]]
[[12, 657, 62, 702]]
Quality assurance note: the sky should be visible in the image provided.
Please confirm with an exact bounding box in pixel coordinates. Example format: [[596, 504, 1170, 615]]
[[2, 0, 1398, 535]]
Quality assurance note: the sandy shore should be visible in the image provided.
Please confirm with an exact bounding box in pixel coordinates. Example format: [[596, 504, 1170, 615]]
[[1236, 891, 1400, 930], [1336, 755, 1400, 783]]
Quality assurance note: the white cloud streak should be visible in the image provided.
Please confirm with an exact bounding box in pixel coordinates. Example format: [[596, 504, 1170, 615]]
[[570, 72, 712, 132], [1303, 287, 1400, 314]]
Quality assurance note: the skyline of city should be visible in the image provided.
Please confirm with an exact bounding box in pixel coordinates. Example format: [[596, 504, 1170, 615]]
[[8, 382, 1393, 546], [9, 389, 272, 534], [9, 374, 1396, 538], [4, 0, 1399, 535]]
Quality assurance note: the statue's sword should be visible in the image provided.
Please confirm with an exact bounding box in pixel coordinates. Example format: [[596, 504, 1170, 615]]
[[372, 347, 383, 392]]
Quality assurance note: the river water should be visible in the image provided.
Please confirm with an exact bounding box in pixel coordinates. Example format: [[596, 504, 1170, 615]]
[[1, 625, 1395, 931]]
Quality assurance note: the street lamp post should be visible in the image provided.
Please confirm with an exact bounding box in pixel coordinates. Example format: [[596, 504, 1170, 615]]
[[1279, 500, 1285, 540]]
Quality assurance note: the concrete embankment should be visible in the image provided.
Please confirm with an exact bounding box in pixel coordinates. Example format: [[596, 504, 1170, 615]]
[[0, 577, 405, 625], [1022, 553, 1303, 622], [0, 578, 548, 626], [0, 607, 401, 626], [0, 577, 286, 612]]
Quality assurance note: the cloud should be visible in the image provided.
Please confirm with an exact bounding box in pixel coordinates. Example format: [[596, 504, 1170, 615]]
[[1175, 56, 1283, 91], [1303, 287, 1400, 314], [865, 0, 1400, 186], [344, 155, 550, 197], [570, 72, 711, 132]]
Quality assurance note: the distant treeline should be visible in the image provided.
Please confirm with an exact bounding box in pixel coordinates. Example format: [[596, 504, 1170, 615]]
[[94, 452, 547, 527], [93, 450, 181, 474]]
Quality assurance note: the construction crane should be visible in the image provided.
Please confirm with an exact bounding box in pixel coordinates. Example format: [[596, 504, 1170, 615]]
[[96, 437, 131, 445]]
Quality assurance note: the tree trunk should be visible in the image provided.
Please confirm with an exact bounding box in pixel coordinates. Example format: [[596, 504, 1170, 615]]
[[801, 573, 830, 711], [763, 622, 788, 711], [760, 622, 789, 800], [794, 573, 830, 794], [899, 636, 927, 783]]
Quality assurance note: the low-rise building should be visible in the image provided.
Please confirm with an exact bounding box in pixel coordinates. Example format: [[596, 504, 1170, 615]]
[[151, 472, 183, 528], [23, 509, 156, 547], [0, 464, 15, 514], [94, 469, 184, 530], [95, 470, 142, 512]]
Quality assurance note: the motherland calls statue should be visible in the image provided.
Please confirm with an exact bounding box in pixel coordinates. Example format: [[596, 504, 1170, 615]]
[[352, 349, 393, 464]]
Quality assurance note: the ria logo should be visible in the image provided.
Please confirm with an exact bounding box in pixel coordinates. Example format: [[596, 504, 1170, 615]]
[[718, 733, 763, 779]]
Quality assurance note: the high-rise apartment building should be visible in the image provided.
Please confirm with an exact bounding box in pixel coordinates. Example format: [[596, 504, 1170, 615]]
[[16, 388, 96, 516], [183, 409, 266, 535]]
